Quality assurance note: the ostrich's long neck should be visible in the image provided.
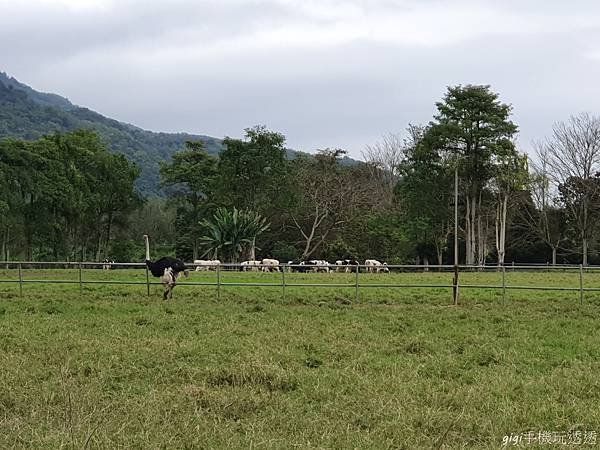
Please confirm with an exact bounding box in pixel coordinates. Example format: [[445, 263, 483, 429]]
[[145, 236, 151, 261]]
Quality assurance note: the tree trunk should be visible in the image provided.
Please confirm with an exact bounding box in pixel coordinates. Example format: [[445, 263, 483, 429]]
[[25, 233, 32, 261], [495, 203, 500, 265], [297, 211, 333, 260], [1, 227, 6, 262], [1, 226, 9, 266], [496, 194, 508, 267], [298, 208, 322, 260], [500, 195, 507, 266], [435, 239, 444, 266], [465, 198, 472, 265], [583, 202, 589, 267], [192, 200, 199, 261], [95, 232, 103, 262], [302, 236, 330, 260], [250, 237, 256, 261], [477, 214, 483, 266], [105, 212, 113, 259], [551, 246, 557, 266], [476, 192, 487, 267], [471, 193, 478, 265], [192, 240, 198, 261]]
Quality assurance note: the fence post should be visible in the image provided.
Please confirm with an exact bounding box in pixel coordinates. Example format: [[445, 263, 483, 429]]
[[145, 266, 150, 296], [217, 263, 221, 301], [282, 265, 286, 302], [79, 262, 83, 295], [18, 262, 23, 297], [355, 265, 360, 302], [453, 264, 460, 306], [502, 264, 506, 306], [579, 264, 584, 305]]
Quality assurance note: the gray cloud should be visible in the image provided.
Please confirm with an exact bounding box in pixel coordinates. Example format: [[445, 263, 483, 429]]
[[1, 0, 600, 158]]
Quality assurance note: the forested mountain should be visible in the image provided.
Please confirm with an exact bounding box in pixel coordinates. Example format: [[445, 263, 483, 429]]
[[0, 72, 222, 196], [0, 72, 360, 196]]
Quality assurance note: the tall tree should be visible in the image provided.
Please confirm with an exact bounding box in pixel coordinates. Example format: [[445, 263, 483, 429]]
[[0, 130, 141, 261], [491, 147, 529, 266], [396, 126, 454, 265], [160, 141, 218, 259], [538, 113, 600, 265], [217, 126, 289, 215], [289, 149, 371, 260], [424, 85, 518, 264], [48, 131, 142, 261], [362, 132, 405, 208], [517, 148, 566, 265], [0, 139, 47, 260]]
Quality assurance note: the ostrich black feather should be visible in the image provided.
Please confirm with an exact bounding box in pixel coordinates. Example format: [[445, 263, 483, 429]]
[[146, 256, 187, 278]]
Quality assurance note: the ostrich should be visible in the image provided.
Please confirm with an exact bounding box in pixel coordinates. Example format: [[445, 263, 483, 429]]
[[143, 234, 188, 299], [160, 267, 180, 300]]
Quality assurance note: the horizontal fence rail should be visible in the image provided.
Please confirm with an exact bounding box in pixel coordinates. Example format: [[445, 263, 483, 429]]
[[1, 261, 598, 304]]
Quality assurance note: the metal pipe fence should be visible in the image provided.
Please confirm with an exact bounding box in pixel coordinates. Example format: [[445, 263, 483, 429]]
[[1, 261, 599, 303]]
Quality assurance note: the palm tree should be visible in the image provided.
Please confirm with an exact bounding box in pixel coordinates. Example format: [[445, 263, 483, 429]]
[[199, 208, 269, 262]]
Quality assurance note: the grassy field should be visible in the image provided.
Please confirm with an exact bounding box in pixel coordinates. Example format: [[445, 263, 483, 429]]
[[1, 269, 600, 448]]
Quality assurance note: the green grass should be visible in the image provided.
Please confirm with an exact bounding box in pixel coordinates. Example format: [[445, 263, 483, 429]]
[[1, 269, 600, 448]]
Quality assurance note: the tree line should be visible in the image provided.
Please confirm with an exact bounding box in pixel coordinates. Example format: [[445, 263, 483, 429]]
[[2, 84, 600, 265], [0, 130, 141, 261]]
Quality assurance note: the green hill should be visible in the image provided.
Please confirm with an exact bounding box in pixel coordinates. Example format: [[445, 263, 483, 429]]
[[0, 72, 361, 196], [0, 72, 222, 196]]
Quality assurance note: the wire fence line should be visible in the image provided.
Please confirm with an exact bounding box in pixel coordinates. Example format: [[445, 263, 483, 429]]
[[2, 261, 600, 304]]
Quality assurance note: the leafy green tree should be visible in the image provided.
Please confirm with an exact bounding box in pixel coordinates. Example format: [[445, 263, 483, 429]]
[[47, 130, 142, 261], [217, 126, 289, 215], [0, 130, 142, 261], [160, 140, 218, 259], [491, 147, 528, 265], [0, 138, 47, 260], [424, 85, 518, 264], [396, 126, 454, 265], [116, 198, 178, 261]]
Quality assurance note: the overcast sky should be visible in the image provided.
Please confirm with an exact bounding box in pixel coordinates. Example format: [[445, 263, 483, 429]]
[[2, 0, 600, 159]]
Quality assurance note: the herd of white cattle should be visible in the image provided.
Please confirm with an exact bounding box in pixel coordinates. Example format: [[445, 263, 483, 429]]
[[192, 258, 391, 273]]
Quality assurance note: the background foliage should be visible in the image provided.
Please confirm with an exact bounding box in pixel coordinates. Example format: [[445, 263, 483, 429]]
[[2, 77, 600, 265]]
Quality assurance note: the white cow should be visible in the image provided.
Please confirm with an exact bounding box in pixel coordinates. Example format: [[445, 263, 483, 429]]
[[261, 258, 280, 272], [307, 260, 331, 273], [339, 259, 360, 273], [307, 260, 319, 273], [240, 260, 261, 271], [194, 260, 211, 271], [194, 259, 221, 271], [316, 260, 331, 273], [365, 259, 389, 273]]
